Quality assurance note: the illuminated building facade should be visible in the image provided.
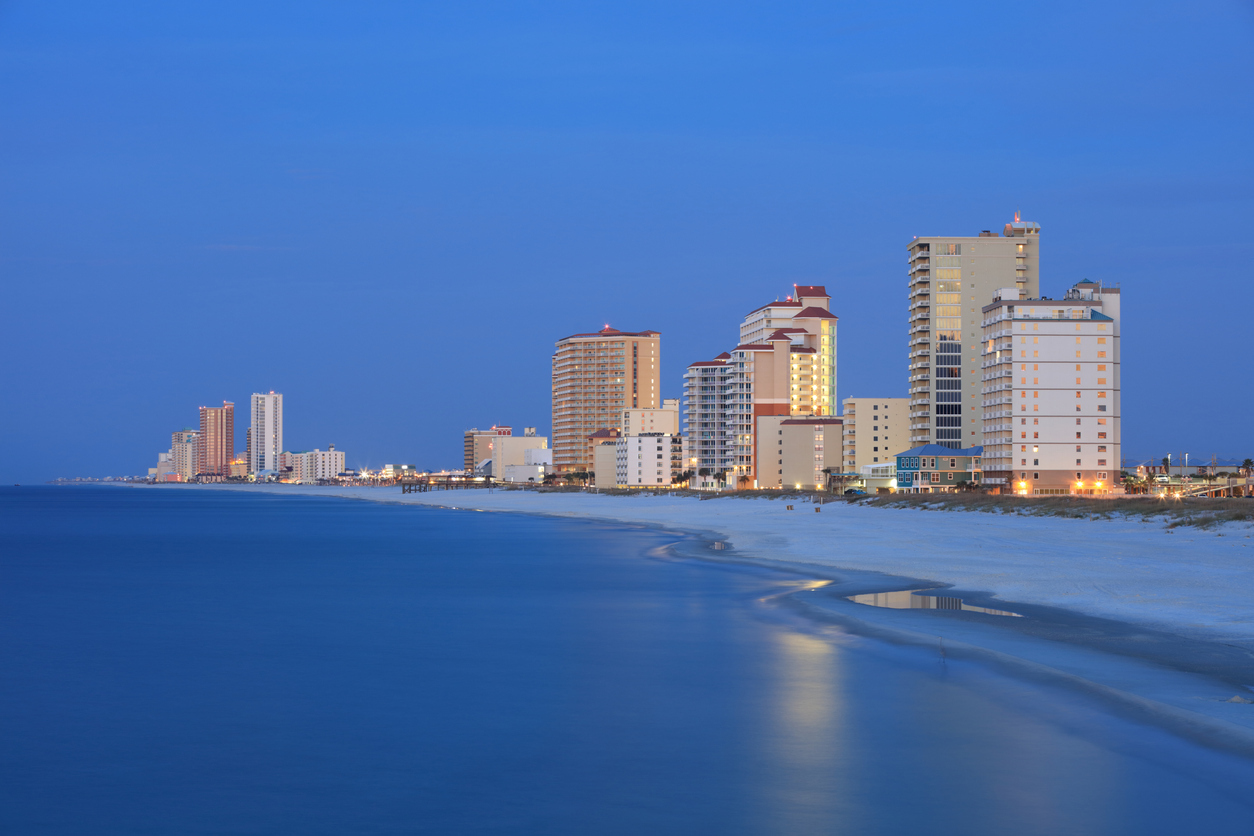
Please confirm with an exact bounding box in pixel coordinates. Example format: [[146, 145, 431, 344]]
[[980, 281, 1121, 495], [551, 327, 661, 473], [197, 401, 235, 477], [684, 285, 838, 489]]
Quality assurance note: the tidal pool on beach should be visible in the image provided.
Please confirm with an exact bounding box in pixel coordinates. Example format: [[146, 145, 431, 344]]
[[2, 486, 1253, 835]]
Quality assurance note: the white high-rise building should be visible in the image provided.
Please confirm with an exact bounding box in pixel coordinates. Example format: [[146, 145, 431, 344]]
[[980, 281, 1121, 495], [249, 392, 283, 474]]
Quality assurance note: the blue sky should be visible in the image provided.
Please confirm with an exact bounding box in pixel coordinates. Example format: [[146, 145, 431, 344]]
[[2, 1, 1252, 481]]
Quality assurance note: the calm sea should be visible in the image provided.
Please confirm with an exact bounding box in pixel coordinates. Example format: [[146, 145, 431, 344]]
[[2, 487, 1252, 835]]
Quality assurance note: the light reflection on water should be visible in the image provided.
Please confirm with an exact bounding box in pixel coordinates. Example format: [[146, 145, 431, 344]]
[[848, 589, 1023, 617], [755, 630, 851, 832]]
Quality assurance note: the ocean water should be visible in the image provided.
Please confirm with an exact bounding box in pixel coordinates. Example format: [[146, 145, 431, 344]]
[[2, 487, 1253, 835]]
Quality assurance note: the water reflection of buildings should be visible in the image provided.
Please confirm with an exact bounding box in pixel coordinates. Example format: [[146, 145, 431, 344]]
[[847, 589, 1021, 617], [751, 629, 853, 831]]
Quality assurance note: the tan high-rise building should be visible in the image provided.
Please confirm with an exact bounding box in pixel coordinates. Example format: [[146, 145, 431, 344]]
[[980, 281, 1121, 495], [197, 402, 235, 477], [841, 397, 911, 472], [908, 216, 1040, 450], [552, 327, 660, 473], [171, 428, 199, 481], [463, 425, 512, 474]]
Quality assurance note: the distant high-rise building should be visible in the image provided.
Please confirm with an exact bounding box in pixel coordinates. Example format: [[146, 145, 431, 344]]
[[249, 392, 283, 474], [198, 402, 235, 476], [172, 428, 199, 480], [980, 281, 1121, 495], [463, 425, 512, 474], [551, 327, 661, 473], [907, 216, 1041, 450]]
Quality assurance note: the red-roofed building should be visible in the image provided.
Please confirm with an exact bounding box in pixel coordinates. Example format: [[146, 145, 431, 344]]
[[683, 285, 838, 489]]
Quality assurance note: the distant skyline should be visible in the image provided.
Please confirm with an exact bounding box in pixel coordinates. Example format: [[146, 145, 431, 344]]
[[3, 1, 1252, 482]]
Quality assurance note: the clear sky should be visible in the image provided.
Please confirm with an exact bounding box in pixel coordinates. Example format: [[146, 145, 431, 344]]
[[3, 1, 1251, 481]]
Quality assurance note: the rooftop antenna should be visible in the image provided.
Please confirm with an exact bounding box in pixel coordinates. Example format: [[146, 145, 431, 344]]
[[1014, 209, 1021, 223]]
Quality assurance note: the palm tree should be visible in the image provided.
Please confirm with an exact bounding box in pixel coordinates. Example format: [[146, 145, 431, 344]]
[[1243, 459, 1254, 477], [738, 473, 751, 490], [821, 467, 833, 492]]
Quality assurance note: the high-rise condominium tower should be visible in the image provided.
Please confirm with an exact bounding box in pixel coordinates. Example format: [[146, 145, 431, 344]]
[[980, 281, 1120, 495], [684, 285, 837, 489], [551, 327, 661, 473], [907, 216, 1040, 450], [171, 428, 199, 481], [198, 401, 235, 477], [248, 391, 283, 474]]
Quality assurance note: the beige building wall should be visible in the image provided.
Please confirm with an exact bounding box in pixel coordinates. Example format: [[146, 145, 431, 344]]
[[981, 282, 1121, 495], [552, 328, 660, 473], [841, 398, 911, 473], [755, 415, 843, 490], [908, 216, 1041, 451], [621, 398, 680, 436], [172, 429, 199, 480], [593, 441, 619, 487], [463, 426, 512, 473], [492, 436, 547, 476]]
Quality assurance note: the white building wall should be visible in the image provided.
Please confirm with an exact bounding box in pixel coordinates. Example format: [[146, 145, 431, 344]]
[[981, 283, 1120, 494], [615, 434, 682, 487], [621, 399, 681, 436]]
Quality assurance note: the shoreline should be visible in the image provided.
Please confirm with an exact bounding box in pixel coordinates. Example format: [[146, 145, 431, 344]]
[[111, 482, 1254, 753]]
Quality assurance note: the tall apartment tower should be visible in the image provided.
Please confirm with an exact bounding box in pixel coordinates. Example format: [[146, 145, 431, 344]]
[[908, 216, 1040, 450], [248, 391, 283, 474], [171, 428, 200, 481], [684, 286, 837, 489], [197, 401, 235, 477], [551, 327, 660, 473], [980, 281, 1120, 495]]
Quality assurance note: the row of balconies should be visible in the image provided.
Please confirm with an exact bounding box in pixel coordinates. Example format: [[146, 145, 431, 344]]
[[908, 373, 931, 383], [909, 385, 930, 395], [909, 324, 931, 335]]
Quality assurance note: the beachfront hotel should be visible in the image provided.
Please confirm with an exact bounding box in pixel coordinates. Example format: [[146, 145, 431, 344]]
[[551, 327, 661, 474], [908, 216, 1041, 450], [197, 401, 235, 477], [248, 391, 283, 475], [683, 285, 837, 489], [979, 280, 1121, 495]]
